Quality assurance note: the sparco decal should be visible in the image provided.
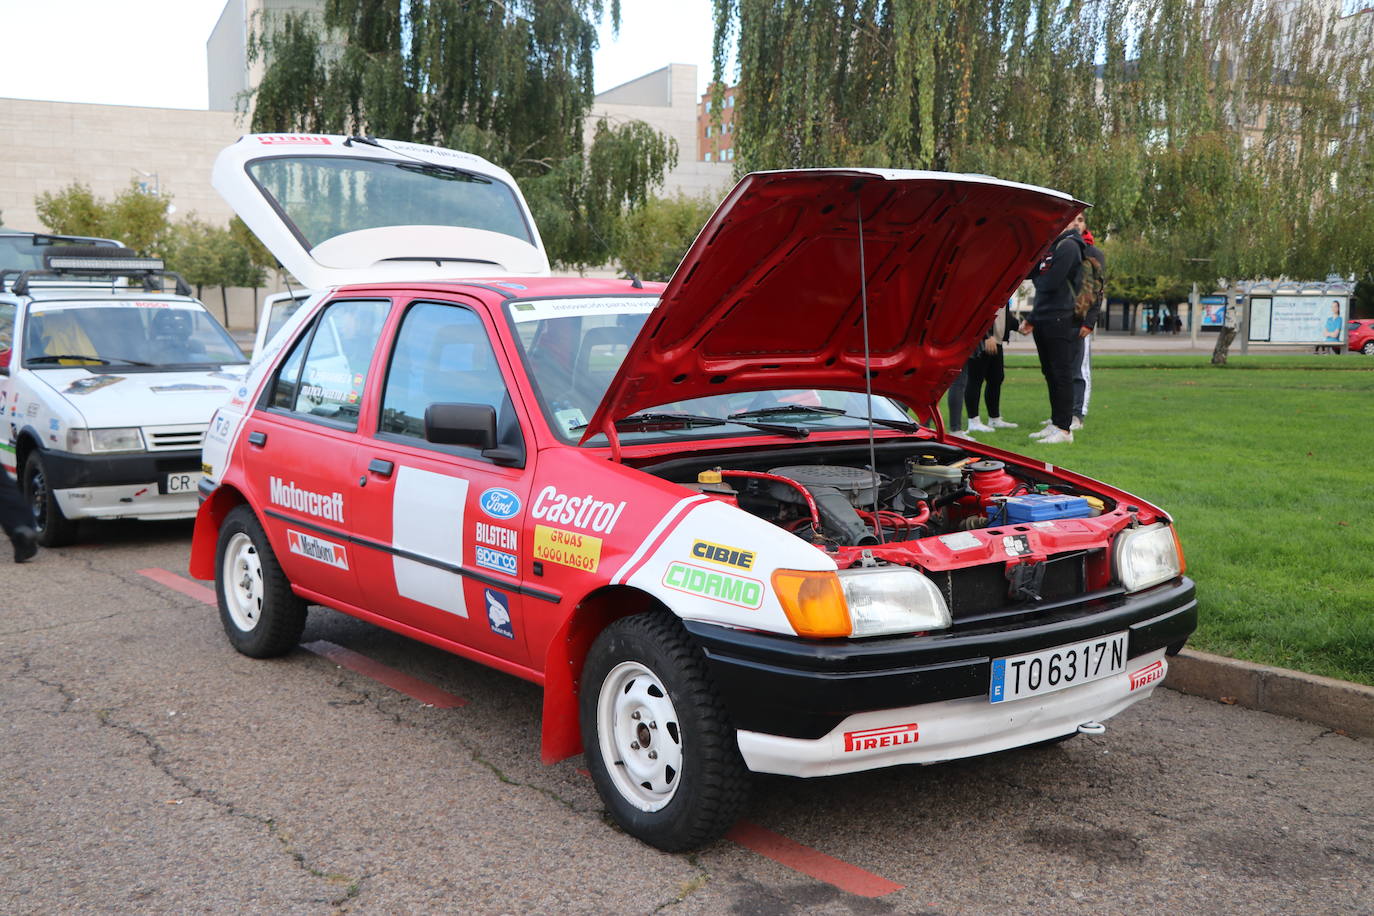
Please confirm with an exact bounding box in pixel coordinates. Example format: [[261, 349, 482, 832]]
[[479, 488, 522, 519], [532, 525, 602, 572], [662, 561, 764, 609], [843, 723, 919, 753], [530, 486, 625, 534], [474, 546, 517, 575], [269, 476, 344, 522], [287, 529, 349, 570], [691, 539, 755, 570], [1129, 660, 1166, 691]]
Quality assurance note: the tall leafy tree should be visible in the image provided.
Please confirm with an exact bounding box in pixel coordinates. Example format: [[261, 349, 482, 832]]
[[247, 0, 677, 270], [35, 181, 174, 256]]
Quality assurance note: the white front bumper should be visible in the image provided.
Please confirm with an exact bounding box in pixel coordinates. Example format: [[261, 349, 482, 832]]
[[55, 484, 198, 521], [736, 649, 1169, 778]]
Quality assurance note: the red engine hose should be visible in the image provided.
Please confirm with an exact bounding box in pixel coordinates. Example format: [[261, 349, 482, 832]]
[[717, 470, 822, 531]]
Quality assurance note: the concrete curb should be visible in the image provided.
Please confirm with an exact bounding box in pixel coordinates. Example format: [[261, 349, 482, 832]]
[[1164, 649, 1374, 738]]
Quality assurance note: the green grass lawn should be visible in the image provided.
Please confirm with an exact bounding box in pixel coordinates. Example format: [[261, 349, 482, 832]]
[[964, 351, 1374, 686]]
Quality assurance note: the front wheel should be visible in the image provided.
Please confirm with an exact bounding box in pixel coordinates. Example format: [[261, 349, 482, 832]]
[[1363, 341, 1374, 356], [215, 505, 307, 658], [580, 611, 749, 852], [23, 450, 77, 546]]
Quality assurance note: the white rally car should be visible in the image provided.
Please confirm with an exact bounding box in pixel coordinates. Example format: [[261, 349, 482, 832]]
[[0, 246, 249, 544]]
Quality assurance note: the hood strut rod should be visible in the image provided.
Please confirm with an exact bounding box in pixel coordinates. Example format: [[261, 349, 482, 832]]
[[856, 185, 883, 543]]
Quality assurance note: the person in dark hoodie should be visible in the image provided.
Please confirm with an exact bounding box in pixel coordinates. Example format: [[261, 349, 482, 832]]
[[1, 464, 38, 563], [1018, 212, 1084, 444]]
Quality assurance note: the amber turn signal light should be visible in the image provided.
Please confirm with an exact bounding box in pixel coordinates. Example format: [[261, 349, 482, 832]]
[[771, 568, 851, 638]]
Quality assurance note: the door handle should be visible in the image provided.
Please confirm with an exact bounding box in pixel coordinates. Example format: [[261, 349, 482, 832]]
[[368, 458, 394, 478], [247, 431, 267, 446]]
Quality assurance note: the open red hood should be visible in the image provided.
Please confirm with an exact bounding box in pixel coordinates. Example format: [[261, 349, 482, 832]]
[[583, 169, 1082, 442]]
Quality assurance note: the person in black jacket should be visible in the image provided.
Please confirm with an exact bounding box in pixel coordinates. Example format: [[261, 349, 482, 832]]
[[1019, 213, 1085, 444], [1, 464, 38, 562]]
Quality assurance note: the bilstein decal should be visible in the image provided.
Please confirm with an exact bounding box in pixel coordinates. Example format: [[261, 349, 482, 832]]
[[270, 476, 344, 522], [662, 561, 763, 609], [532, 525, 602, 573], [530, 486, 625, 534], [475, 522, 517, 551], [843, 723, 919, 753], [287, 529, 349, 570], [691, 539, 755, 570]]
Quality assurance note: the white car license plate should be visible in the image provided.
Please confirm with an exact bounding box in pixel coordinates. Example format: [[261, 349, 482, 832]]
[[164, 472, 196, 494], [989, 632, 1128, 703]]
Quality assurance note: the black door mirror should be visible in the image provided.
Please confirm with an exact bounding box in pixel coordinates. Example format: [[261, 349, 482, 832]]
[[424, 403, 497, 449]]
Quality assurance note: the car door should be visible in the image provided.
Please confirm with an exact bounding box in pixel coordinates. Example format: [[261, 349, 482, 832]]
[[351, 298, 536, 668], [240, 297, 391, 603]]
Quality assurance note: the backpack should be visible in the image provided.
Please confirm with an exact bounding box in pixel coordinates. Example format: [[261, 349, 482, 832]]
[[1072, 239, 1105, 321]]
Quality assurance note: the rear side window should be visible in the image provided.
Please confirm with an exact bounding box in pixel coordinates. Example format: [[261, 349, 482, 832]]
[[269, 298, 390, 430]]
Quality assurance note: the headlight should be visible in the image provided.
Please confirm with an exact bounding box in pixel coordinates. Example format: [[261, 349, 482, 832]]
[[771, 565, 951, 639], [1114, 522, 1183, 592], [66, 427, 145, 454]]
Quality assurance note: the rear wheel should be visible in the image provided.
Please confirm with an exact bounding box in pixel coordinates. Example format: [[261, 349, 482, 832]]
[[580, 611, 749, 851], [216, 505, 306, 658], [1363, 340, 1374, 356], [23, 450, 77, 547]]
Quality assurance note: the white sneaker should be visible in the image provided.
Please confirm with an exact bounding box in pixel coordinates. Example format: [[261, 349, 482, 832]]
[[1070, 416, 1083, 431], [1038, 428, 1074, 444], [988, 416, 1018, 429], [967, 418, 995, 432], [952, 428, 976, 439], [1029, 426, 1055, 439]]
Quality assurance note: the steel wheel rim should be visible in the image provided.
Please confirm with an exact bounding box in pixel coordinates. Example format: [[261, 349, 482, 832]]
[[222, 532, 264, 632], [27, 464, 48, 533], [596, 660, 683, 812]]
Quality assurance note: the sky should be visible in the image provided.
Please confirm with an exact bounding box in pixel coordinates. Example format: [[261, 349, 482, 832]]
[[0, 0, 720, 111]]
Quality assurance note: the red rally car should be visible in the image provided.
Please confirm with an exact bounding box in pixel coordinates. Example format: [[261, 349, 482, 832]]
[[192, 134, 1196, 851]]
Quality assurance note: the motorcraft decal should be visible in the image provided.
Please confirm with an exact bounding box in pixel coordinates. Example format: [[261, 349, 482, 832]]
[[269, 476, 344, 522], [532, 524, 602, 573], [530, 486, 625, 534], [691, 539, 755, 570], [661, 561, 764, 609], [478, 487, 521, 519], [287, 529, 349, 570], [485, 589, 514, 639]]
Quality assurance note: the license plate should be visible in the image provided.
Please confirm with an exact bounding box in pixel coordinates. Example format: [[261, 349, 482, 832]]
[[164, 472, 196, 494], [989, 632, 1127, 703]]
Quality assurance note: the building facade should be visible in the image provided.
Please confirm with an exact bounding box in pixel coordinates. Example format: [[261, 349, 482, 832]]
[[697, 85, 738, 164]]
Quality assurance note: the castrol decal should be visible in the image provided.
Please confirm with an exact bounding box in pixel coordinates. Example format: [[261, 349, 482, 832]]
[[532, 525, 602, 573], [530, 486, 625, 534]]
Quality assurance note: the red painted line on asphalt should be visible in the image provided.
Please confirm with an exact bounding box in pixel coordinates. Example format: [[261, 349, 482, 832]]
[[726, 820, 904, 898], [138, 568, 216, 605], [301, 640, 468, 709]]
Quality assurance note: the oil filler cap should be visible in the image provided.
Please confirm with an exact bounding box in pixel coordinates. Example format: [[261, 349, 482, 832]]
[[697, 468, 723, 485]]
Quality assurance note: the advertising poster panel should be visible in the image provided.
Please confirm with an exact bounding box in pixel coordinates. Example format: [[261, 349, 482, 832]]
[[1252, 296, 1347, 345], [1200, 295, 1228, 327]]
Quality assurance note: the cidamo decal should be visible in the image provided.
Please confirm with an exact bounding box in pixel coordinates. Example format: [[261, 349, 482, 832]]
[[269, 476, 344, 522], [286, 529, 349, 570], [691, 539, 755, 570], [1129, 660, 1166, 691], [532, 525, 602, 573], [530, 486, 625, 534], [843, 723, 919, 753], [662, 561, 764, 609]]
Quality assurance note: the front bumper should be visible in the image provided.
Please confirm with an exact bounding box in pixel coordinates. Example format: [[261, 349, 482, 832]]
[[683, 576, 1196, 740], [40, 448, 203, 521]]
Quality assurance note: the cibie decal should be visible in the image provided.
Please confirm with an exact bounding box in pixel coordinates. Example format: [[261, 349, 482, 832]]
[[843, 723, 919, 753], [269, 476, 344, 522], [691, 539, 755, 570], [1129, 659, 1166, 691], [286, 529, 349, 570], [532, 525, 602, 573], [530, 486, 626, 534], [485, 589, 514, 639], [662, 561, 764, 610], [479, 487, 522, 520]]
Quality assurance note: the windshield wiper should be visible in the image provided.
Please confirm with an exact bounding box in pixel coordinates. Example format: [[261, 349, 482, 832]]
[[574, 412, 809, 439], [27, 354, 154, 367], [729, 404, 923, 433]]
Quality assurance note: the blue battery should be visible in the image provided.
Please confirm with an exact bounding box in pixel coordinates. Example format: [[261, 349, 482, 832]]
[[988, 494, 1093, 523]]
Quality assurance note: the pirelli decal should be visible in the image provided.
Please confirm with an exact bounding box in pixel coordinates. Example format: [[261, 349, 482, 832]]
[[662, 561, 763, 609]]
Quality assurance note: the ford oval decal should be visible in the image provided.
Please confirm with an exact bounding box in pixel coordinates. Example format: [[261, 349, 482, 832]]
[[479, 488, 522, 519]]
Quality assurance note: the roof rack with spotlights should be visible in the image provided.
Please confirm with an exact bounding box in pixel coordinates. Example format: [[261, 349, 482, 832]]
[[2, 245, 192, 297]]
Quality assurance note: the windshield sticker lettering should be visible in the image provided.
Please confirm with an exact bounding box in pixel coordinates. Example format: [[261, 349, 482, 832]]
[[257, 135, 332, 145], [287, 529, 349, 570], [509, 298, 658, 324], [532, 525, 602, 573], [150, 383, 229, 394], [478, 488, 521, 519], [63, 376, 125, 396], [662, 561, 764, 609], [485, 589, 514, 639], [691, 540, 755, 570], [530, 486, 625, 534], [269, 476, 344, 522]]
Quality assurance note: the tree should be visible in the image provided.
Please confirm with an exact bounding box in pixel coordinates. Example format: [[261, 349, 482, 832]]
[[35, 181, 174, 256], [246, 0, 676, 270], [617, 193, 719, 282]]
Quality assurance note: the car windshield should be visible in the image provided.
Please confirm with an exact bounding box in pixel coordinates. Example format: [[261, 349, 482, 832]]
[[23, 304, 247, 369], [0, 233, 120, 272], [508, 297, 916, 444], [247, 155, 532, 249]]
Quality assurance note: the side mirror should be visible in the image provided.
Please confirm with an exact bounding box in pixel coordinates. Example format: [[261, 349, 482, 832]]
[[425, 403, 497, 449]]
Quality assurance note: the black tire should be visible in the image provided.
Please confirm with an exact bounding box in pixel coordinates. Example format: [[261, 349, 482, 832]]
[[23, 450, 78, 546], [215, 505, 306, 658], [1363, 341, 1374, 356], [580, 611, 750, 852]]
